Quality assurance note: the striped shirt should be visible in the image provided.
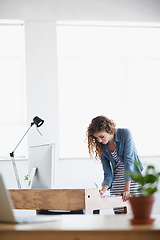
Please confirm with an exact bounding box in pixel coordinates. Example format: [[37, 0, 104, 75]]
[[110, 150, 140, 213]]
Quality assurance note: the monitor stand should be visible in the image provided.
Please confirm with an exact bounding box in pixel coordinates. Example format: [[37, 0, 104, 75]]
[[27, 167, 37, 189]]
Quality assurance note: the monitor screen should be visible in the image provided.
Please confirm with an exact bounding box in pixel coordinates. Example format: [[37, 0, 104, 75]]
[[28, 144, 55, 189]]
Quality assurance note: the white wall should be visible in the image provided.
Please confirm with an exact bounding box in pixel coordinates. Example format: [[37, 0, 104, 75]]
[[0, 1, 160, 200]]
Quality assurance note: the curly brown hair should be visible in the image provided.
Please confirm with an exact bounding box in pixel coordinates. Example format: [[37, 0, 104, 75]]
[[86, 116, 116, 160]]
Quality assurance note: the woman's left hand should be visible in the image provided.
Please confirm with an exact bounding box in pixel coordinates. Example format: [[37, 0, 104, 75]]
[[120, 191, 130, 202]]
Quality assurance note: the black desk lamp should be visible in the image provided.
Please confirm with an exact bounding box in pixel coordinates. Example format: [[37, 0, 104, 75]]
[[10, 116, 44, 189]]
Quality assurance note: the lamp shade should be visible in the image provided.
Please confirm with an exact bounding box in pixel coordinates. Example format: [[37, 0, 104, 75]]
[[32, 116, 44, 127]]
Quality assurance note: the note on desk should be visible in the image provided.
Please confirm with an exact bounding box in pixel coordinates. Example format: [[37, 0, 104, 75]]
[[101, 195, 115, 198]]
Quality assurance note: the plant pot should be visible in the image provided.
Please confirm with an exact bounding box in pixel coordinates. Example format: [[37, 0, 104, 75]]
[[129, 195, 155, 225]]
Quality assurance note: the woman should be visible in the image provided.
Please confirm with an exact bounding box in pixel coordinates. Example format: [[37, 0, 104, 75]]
[[87, 116, 143, 214]]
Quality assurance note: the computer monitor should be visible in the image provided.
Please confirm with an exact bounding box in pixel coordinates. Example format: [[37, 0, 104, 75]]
[[28, 144, 55, 189]]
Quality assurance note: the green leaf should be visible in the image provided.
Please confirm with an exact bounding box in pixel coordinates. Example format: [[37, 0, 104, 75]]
[[146, 165, 156, 175], [144, 174, 157, 184], [130, 172, 144, 185], [24, 174, 28, 181], [147, 165, 155, 170], [134, 161, 142, 168], [125, 161, 160, 196], [143, 186, 157, 196]]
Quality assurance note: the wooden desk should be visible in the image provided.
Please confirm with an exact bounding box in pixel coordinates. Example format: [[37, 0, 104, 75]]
[[9, 188, 129, 214], [0, 214, 160, 240]]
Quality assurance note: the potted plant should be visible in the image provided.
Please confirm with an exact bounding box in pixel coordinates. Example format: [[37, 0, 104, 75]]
[[127, 162, 160, 225]]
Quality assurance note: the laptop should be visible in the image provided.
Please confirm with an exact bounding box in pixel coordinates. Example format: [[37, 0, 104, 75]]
[[0, 174, 60, 223]]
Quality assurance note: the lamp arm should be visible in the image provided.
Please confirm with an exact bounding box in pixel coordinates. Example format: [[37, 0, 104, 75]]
[[10, 124, 33, 189], [10, 125, 32, 157], [10, 116, 44, 189]]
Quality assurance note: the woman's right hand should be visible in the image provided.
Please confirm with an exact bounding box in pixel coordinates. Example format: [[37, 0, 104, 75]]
[[99, 189, 105, 196], [99, 185, 109, 196]]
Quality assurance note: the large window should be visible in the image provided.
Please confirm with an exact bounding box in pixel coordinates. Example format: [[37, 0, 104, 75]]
[[0, 21, 26, 159], [57, 22, 160, 159]]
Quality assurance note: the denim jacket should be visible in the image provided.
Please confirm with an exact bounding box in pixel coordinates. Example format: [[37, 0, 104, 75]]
[[101, 128, 143, 188]]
